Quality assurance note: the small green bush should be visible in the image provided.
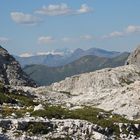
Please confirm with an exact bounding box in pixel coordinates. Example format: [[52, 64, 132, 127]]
[[26, 122, 52, 135], [9, 93, 37, 106], [32, 105, 69, 119]]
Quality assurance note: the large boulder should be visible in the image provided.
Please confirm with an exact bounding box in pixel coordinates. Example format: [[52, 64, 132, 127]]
[[0, 46, 36, 87]]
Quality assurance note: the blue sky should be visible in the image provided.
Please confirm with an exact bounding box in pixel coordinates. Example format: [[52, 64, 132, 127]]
[[1, 0, 140, 56]]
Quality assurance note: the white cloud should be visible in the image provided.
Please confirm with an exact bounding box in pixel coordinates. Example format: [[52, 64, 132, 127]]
[[77, 4, 93, 14], [62, 35, 94, 43], [36, 52, 50, 55], [103, 25, 140, 39], [125, 25, 140, 33], [0, 37, 10, 44], [35, 3, 71, 16], [35, 3, 93, 16], [38, 36, 55, 44], [11, 12, 42, 25], [37, 51, 64, 56], [103, 31, 124, 39], [110, 31, 123, 37], [19, 51, 64, 57], [19, 53, 33, 57]]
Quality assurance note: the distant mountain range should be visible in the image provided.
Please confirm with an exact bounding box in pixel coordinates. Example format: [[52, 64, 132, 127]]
[[24, 52, 130, 86], [15, 48, 122, 67]]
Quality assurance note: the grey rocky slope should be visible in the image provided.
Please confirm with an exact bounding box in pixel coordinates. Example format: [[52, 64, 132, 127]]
[[0, 46, 36, 87], [126, 45, 140, 66], [37, 64, 139, 120]]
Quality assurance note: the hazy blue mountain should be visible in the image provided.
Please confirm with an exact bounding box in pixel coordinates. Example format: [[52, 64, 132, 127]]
[[24, 52, 130, 86], [85, 48, 120, 58], [16, 48, 123, 67], [14, 54, 63, 67]]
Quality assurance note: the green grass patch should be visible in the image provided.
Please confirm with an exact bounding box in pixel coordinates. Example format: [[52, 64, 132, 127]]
[[9, 93, 37, 107], [0, 83, 37, 107], [1, 106, 33, 118], [31, 105, 131, 136], [25, 122, 53, 135]]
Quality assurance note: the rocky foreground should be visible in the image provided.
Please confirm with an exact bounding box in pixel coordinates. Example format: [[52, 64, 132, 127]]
[[1, 83, 140, 140], [1, 117, 140, 140], [0, 46, 140, 139]]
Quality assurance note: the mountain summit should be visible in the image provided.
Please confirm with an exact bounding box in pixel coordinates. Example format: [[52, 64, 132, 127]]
[[0, 46, 36, 87]]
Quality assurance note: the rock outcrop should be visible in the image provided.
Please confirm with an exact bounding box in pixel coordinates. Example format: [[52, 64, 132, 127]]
[[1, 117, 140, 140], [0, 46, 36, 87], [43, 64, 140, 120], [49, 65, 140, 95], [126, 46, 140, 66]]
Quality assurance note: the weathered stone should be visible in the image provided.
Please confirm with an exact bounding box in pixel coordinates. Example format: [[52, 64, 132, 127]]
[[34, 104, 44, 111], [42, 64, 140, 120], [0, 46, 36, 87], [126, 46, 140, 66]]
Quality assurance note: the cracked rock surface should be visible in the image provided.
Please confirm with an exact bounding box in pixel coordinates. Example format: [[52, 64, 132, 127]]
[[0, 46, 36, 87]]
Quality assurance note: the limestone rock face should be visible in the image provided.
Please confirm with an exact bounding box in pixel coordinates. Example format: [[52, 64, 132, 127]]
[[0, 46, 36, 87], [126, 46, 140, 66], [0, 118, 117, 140], [46, 64, 140, 120], [1, 118, 140, 140], [49, 65, 140, 95]]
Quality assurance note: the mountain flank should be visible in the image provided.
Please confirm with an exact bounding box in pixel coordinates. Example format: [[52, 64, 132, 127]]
[[0, 46, 36, 87]]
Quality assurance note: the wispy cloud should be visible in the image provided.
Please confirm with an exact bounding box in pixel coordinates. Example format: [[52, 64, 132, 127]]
[[38, 36, 55, 44], [125, 25, 140, 33], [35, 3, 71, 16], [0, 37, 10, 44], [37, 34, 94, 45], [77, 4, 93, 14], [11, 12, 42, 25], [35, 3, 93, 16], [103, 25, 140, 39], [19, 51, 64, 57], [61, 35, 94, 43], [36, 51, 64, 56], [19, 53, 33, 57], [103, 31, 124, 39]]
